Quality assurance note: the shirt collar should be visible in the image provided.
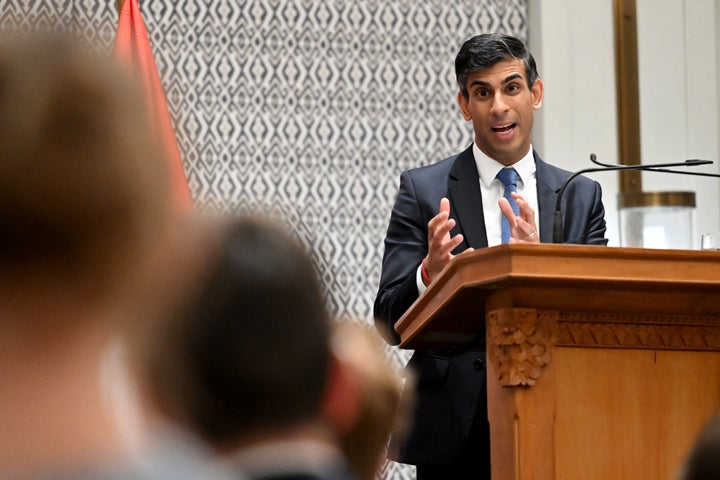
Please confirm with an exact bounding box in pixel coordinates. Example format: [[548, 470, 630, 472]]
[[473, 143, 536, 188]]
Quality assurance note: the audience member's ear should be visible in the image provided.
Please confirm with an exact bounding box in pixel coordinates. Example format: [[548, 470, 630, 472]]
[[320, 338, 364, 437]]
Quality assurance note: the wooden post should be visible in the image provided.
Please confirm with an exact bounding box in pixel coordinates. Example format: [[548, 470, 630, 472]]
[[613, 0, 642, 194]]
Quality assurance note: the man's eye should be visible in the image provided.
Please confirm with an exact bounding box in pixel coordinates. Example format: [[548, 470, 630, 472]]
[[477, 90, 489, 97]]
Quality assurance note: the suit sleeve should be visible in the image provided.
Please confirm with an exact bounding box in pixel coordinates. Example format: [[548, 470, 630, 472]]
[[584, 181, 608, 245], [374, 171, 429, 345], [564, 178, 609, 245]]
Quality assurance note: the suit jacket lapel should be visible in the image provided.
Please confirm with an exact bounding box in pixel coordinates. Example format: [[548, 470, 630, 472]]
[[448, 145, 488, 249], [534, 151, 564, 244]]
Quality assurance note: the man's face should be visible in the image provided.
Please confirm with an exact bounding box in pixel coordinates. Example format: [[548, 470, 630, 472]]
[[457, 59, 544, 166]]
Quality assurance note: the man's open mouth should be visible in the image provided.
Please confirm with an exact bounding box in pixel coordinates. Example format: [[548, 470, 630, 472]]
[[491, 123, 517, 135]]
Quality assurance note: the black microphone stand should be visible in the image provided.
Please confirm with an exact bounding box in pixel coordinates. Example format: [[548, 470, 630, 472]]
[[552, 154, 714, 244]]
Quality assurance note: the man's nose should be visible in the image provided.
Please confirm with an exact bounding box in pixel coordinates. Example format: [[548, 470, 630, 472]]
[[491, 93, 509, 115]]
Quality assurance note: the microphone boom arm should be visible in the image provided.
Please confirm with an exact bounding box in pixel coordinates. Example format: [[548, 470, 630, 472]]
[[552, 154, 715, 244]]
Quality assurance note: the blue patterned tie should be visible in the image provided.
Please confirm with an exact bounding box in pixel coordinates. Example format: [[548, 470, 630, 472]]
[[496, 168, 519, 243]]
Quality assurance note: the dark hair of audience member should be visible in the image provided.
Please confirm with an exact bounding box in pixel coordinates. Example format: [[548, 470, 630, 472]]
[[149, 216, 332, 448], [681, 411, 720, 480]]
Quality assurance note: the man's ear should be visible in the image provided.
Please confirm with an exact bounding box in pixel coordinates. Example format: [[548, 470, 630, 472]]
[[320, 351, 362, 437], [457, 90, 472, 121], [531, 77, 544, 110]]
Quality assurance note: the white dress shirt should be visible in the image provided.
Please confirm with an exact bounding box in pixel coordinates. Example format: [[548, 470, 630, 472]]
[[475, 143, 538, 247]]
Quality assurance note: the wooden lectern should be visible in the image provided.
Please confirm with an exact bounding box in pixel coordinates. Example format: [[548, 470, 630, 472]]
[[395, 244, 720, 480]]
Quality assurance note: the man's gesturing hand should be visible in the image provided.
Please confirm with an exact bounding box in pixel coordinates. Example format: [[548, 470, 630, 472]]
[[498, 192, 539, 243], [422, 198, 472, 285]]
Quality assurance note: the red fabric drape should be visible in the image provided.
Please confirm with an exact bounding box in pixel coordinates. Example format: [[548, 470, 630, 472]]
[[114, 0, 193, 211]]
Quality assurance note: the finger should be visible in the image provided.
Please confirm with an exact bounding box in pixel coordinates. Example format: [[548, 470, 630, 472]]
[[427, 197, 453, 234], [427, 198, 462, 267], [514, 199, 538, 232], [512, 216, 531, 236], [428, 218, 456, 249], [439, 197, 450, 215], [428, 208, 449, 231], [429, 227, 461, 262], [425, 232, 464, 279], [498, 197, 517, 228], [435, 217, 456, 239], [511, 216, 538, 243], [427, 218, 449, 247], [512, 192, 536, 222], [438, 233, 464, 258]]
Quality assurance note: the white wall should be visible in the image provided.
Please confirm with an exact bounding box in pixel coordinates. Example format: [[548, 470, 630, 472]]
[[637, 0, 719, 246], [529, 0, 720, 247]]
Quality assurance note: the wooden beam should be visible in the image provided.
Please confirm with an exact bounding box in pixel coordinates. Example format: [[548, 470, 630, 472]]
[[613, 0, 643, 194]]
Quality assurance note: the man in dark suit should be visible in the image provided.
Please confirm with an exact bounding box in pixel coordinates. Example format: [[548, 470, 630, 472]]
[[374, 33, 608, 479]]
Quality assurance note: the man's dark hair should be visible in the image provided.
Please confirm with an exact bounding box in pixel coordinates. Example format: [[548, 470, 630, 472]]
[[151, 216, 331, 446], [455, 33, 539, 98]]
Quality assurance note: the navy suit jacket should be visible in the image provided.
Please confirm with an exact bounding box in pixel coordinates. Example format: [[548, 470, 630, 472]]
[[374, 145, 607, 466]]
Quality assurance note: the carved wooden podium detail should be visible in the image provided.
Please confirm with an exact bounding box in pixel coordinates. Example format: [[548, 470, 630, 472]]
[[395, 244, 720, 480], [557, 311, 720, 350], [487, 308, 558, 386]]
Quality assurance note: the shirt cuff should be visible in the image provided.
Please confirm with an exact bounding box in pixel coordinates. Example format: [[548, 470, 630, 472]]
[[416, 264, 427, 296]]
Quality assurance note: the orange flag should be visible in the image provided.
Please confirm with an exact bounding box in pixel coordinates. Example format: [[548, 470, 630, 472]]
[[114, 0, 193, 211]]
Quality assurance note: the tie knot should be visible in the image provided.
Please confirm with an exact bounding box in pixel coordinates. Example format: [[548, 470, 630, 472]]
[[496, 168, 518, 188]]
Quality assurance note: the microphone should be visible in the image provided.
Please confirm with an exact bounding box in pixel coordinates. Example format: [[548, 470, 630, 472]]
[[552, 154, 716, 243]]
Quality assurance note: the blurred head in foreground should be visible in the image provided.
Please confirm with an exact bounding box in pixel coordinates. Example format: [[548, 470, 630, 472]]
[[332, 321, 411, 480], [0, 34, 213, 477], [681, 411, 720, 480], [151, 216, 333, 446], [151, 215, 413, 479]]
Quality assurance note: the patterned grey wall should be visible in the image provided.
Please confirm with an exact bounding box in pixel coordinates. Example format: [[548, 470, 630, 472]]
[[1, 1, 527, 478]]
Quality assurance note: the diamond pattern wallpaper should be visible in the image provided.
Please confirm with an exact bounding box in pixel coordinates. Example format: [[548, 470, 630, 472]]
[[1, 1, 527, 478]]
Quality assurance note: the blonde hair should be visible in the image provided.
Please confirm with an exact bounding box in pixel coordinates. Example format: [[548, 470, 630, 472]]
[[332, 321, 413, 480]]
